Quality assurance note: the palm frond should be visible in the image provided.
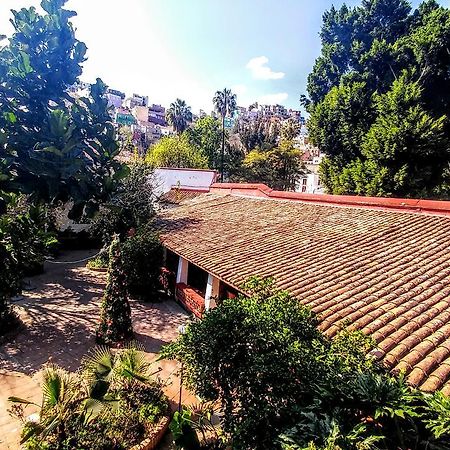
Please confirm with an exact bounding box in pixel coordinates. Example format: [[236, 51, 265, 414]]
[[83, 397, 107, 424], [8, 396, 39, 407], [41, 365, 73, 409], [81, 346, 114, 381], [116, 344, 151, 382]]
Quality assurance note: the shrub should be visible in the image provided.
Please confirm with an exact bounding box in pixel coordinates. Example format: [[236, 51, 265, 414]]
[[0, 194, 58, 335], [0, 241, 21, 336], [9, 345, 169, 449], [90, 205, 134, 245], [120, 227, 163, 300], [162, 276, 450, 450], [0, 194, 58, 276], [96, 239, 133, 345], [138, 403, 163, 424], [90, 160, 155, 245], [86, 250, 109, 270]]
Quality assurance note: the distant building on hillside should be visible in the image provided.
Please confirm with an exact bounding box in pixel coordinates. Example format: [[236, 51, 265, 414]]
[[106, 89, 125, 108], [297, 147, 325, 194], [148, 104, 167, 126], [124, 93, 149, 109]]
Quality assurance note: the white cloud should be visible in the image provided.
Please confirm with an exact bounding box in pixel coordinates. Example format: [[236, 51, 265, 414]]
[[258, 92, 288, 104], [246, 56, 285, 80]]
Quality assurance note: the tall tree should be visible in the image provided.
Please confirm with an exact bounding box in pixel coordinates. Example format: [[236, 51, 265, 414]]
[[146, 133, 208, 169], [234, 117, 279, 152], [213, 88, 237, 181], [165, 98, 193, 134], [304, 0, 450, 199], [242, 139, 304, 191], [97, 238, 133, 345], [0, 0, 122, 217], [186, 116, 222, 169]]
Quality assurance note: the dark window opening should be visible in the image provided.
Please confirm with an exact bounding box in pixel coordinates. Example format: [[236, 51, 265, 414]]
[[187, 264, 208, 297], [165, 249, 179, 274], [219, 282, 240, 301]]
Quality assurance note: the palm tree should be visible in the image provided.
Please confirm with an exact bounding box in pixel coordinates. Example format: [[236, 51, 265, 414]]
[[213, 88, 237, 181], [166, 99, 193, 135]]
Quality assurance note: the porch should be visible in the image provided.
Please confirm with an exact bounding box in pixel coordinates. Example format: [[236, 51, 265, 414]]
[[164, 249, 239, 318]]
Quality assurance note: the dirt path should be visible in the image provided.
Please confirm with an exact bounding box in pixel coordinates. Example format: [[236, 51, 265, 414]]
[[0, 250, 192, 449]]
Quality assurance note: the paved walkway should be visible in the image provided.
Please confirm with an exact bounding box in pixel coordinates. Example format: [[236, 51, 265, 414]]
[[0, 250, 193, 450]]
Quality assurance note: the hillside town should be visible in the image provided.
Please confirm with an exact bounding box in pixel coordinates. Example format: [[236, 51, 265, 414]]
[[1, 0, 450, 449]]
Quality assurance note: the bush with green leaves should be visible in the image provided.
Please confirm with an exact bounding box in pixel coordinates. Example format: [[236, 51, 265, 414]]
[[96, 239, 133, 345], [120, 226, 164, 300], [0, 194, 58, 276], [0, 193, 59, 335], [9, 344, 169, 450], [0, 241, 21, 336], [90, 160, 155, 245], [162, 276, 450, 450]]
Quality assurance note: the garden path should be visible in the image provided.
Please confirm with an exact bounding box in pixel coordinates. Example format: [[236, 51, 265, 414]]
[[0, 250, 193, 449]]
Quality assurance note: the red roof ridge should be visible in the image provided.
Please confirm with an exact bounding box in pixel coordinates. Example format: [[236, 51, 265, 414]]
[[210, 183, 450, 216], [169, 186, 210, 192]]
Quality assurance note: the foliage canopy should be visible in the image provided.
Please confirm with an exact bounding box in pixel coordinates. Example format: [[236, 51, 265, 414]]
[[305, 0, 450, 198], [162, 277, 450, 450], [0, 0, 123, 217]]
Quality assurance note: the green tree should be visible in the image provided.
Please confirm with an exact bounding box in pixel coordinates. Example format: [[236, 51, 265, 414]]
[[242, 139, 304, 191], [213, 88, 237, 181], [166, 98, 193, 134], [97, 238, 133, 345], [187, 116, 222, 169], [280, 118, 302, 141], [161, 277, 377, 449], [146, 134, 208, 169], [235, 117, 279, 152], [304, 0, 450, 198], [0, 0, 122, 217]]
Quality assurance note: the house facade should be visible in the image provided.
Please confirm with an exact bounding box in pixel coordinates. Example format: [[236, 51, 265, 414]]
[[156, 183, 450, 393]]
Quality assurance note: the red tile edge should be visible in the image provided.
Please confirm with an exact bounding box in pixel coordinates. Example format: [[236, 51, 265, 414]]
[[210, 183, 450, 216]]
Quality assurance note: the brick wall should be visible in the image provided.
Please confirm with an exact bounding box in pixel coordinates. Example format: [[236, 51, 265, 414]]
[[175, 283, 205, 318]]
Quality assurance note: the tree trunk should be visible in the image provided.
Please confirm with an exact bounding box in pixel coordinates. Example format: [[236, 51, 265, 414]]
[[220, 115, 226, 182]]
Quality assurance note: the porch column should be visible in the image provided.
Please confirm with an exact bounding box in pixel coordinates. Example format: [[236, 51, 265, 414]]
[[176, 257, 188, 284], [204, 273, 220, 311]]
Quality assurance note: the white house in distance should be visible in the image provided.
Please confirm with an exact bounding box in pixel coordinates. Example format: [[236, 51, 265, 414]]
[[297, 147, 325, 194], [153, 167, 218, 200]]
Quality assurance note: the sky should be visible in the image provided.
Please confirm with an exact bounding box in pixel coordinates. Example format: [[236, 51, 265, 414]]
[[0, 0, 445, 113]]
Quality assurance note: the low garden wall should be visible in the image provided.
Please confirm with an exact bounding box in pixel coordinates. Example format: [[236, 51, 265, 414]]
[[129, 415, 171, 450], [175, 283, 205, 318]]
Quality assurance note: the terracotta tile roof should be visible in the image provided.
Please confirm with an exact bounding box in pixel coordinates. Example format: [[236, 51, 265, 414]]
[[159, 188, 207, 206], [156, 192, 450, 392]]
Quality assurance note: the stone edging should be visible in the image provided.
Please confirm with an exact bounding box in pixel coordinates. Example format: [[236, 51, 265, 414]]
[[129, 415, 171, 450]]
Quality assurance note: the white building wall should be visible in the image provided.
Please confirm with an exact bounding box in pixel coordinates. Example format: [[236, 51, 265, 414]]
[[153, 168, 218, 196]]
